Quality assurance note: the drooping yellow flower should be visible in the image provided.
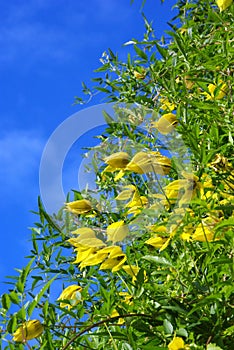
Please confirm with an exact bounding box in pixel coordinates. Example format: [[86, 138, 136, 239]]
[[115, 185, 136, 201], [123, 264, 148, 283], [204, 81, 227, 100], [163, 172, 201, 207], [168, 336, 186, 350], [126, 151, 171, 175], [13, 320, 44, 342], [99, 246, 127, 272], [119, 291, 133, 305], [104, 152, 130, 169], [192, 223, 215, 242], [133, 68, 146, 80], [106, 220, 129, 243], [216, 0, 233, 12], [58, 285, 82, 310], [116, 185, 148, 216], [152, 113, 178, 135], [160, 98, 175, 111], [66, 199, 92, 214], [145, 235, 168, 248], [110, 309, 125, 324]]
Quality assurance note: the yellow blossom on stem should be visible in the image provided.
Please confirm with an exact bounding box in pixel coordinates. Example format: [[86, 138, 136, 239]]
[[110, 309, 125, 324], [216, 0, 233, 12], [99, 246, 127, 272], [106, 220, 129, 243], [126, 151, 171, 175], [104, 152, 130, 169], [152, 113, 178, 135], [57, 285, 82, 309], [203, 81, 227, 100], [168, 336, 189, 350], [160, 98, 175, 111], [133, 67, 146, 80], [13, 320, 44, 342], [66, 199, 92, 214]]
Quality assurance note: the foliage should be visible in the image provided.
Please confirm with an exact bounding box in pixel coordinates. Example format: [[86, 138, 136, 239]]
[[1, 1, 234, 349]]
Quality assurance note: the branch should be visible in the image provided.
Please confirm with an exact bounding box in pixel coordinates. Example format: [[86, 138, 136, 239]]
[[62, 313, 152, 350]]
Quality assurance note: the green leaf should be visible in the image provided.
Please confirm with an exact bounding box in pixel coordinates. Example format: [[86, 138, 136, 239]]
[[2, 293, 11, 310], [27, 275, 58, 316], [9, 291, 20, 305], [163, 319, 173, 334], [207, 344, 224, 350], [134, 45, 148, 60], [143, 255, 173, 267], [7, 314, 17, 333]]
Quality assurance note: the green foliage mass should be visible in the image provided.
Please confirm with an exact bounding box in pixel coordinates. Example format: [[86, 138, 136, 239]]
[[1, 1, 234, 349]]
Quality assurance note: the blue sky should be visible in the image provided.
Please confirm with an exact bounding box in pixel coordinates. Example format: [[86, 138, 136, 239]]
[[0, 0, 177, 292]]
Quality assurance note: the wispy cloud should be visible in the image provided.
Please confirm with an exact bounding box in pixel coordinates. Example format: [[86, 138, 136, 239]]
[[0, 130, 44, 192], [0, 0, 134, 66]]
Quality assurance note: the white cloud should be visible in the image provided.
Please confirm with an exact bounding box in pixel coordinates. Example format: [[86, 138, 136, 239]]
[[0, 130, 44, 191]]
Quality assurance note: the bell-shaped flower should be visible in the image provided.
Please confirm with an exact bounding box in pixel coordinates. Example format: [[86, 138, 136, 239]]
[[13, 320, 44, 342], [216, 0, 233, 12], [57, 285, 82, 309], [104, 152, 130, 169], [152, 113, 178, 135], [106, 220, 129, 243], [66, 199, 92, 214], [126, 151, 171, 175]]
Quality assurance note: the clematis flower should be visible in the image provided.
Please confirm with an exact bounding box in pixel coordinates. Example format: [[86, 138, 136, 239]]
[[116, 185, 148, 216], [104, 152, 130, 169], [216, 0, 233, 12], [163, 172, 201, 207], [58, 285, 82, 310], [110, 309, 125, 324], [152, 113, 178, 135], [106, 220, 129, 243], [192, 222, 216, 242], [13, 320, 44, 342], [203, 81, 227, 100], [160, 98, 175, 111], [99, 246, 127, 272], [168, 336, 188, 350], [119, 291, 133, 305], [133, 68, 146, 80], [126, 151, 171, 175], [66, 199, 92, 214]]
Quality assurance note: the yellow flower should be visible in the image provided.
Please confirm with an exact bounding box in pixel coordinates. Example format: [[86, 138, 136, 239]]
[[57, 285, 82, 309], [133, 68, 146, 80], [13, 320, 44, 342], [104, 152, 130, 169], [106, 221, 129, 243], [110, 309, 125, 324], [66, 199, 92, 214], [216, 0, 233, 12], [99, 246, 127, 272], [145, 235, 168, 248], [192, 223, 215, 242], [168, 336, 187, 350], [184, 75, 194, 89], [152, 113, 178, 135], [204, 81, 227, 100], [126, 151, 171, 175], [123, 264, 148, 283], [119, 291, 133, 305], [160, 98, 175, 111], [115, 185, 136, 200]]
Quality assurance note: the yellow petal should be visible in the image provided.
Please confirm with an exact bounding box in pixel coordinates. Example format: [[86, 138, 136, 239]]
[[152, 113, 178, 135], [216, 0, 233, 12], [66, 199, 92, 214], [13, 320, 44, 342], [168, 336, 185, 350], [106, 221, 129, 243], [104, 152, 130, 169]]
